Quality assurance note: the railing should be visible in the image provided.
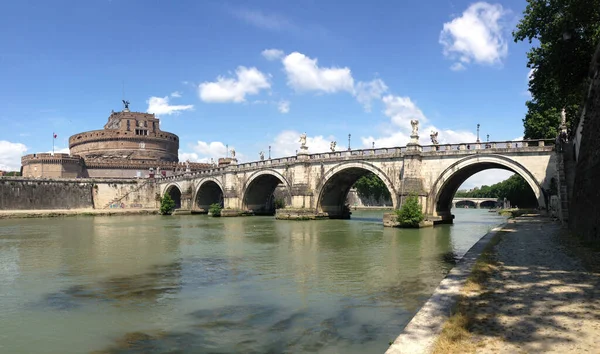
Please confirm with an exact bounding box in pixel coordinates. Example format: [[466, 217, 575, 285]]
[[156, 139, 555, 182]]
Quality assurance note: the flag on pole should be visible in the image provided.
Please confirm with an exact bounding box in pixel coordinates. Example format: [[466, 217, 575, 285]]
[[53, 133, 57, 139]]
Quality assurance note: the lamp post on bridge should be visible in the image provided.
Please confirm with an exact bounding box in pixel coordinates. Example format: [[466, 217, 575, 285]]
[[476, 124, 480, 143], [268, 145, 271, 159], [348, 134, 351, 151]]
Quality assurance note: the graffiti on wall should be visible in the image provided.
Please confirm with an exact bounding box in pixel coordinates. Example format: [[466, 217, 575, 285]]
[[109, 202, 125, 209]]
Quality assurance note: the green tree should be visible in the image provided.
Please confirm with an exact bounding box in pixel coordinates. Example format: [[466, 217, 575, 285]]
[[354, 173, 391, 202], [522, 101, 562, 139], [160, 194, 176, 215], [395, 195, 424, 227], [455, 174, 537, 208], [514, 0, 600, 136], [208, 203, 222, 216]]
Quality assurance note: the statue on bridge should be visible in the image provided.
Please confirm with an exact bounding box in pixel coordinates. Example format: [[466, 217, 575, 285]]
[[410, 119, 419, 135], [259, 151, 265, 161], [430, 131, 439, 145], [299, 133, 307, 148], [330, 141, 337, 152], [230, 148, 236, 158]]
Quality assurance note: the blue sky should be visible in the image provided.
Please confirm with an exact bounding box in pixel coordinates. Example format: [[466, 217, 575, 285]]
[[0, 0, 534, 188]]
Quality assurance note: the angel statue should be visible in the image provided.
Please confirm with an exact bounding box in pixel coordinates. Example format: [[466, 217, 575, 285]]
[[430, 131, 439, 145], [410, 119, 419, 135], [259, 151, 265, 161], [230, 148, 236, 158], [330, 141, 337, 152], [122, 100, 130, 110], [299, 132, 307, 147]]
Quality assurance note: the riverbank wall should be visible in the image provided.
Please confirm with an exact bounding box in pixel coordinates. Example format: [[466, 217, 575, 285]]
[[568, 42, 600, 243], [0, 177, 158, 211]]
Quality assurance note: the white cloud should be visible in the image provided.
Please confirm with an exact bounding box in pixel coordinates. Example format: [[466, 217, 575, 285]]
[[170, 91, 182, 98], [262, 49, 284, 61], [282, 52, 354, 93], [382, 94, 427, 128], [180, 141, 238, 163], [278, 100, 290, 114], [199, 66, 271, 103], [360, 94, 477, 148], [355, 79, 388, 112], [230, 8, 291, 31], [0, 140, 27, 171], [460, 169, 514, 190], [146, 96, 193, 116], [46, 147, 70, 154], [450, 62, 466, 71], [270, 130, 334, 157], [440, 2, 509, 69]]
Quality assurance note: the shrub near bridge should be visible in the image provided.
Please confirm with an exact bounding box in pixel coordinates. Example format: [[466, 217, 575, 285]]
[[160, 194, 176, 215], [208, 203, 222, 217], [395, 195, 424, 227]]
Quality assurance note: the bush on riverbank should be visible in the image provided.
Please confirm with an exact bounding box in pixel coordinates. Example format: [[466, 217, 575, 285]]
[[395, 195, 424, 227], [160, 194, 175, 215], [274, 198, 286, 209], [208, 203, 222, 216]]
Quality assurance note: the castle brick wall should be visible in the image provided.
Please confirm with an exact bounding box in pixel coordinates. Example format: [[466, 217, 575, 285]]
[[0, 178, 158, 210], [0, 178, 93, 210]]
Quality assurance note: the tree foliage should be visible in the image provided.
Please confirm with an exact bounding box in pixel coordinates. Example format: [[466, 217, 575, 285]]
[[208, 203, 222, 216], [160, 194, 176, 215], [514, 0, 600, 137], [455, 174, 538, 208], [354, 173, 391, 202], [395, 195, 424, 227]]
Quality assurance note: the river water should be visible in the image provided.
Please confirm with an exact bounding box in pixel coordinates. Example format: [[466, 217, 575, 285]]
[[0, 209, 505, 353]]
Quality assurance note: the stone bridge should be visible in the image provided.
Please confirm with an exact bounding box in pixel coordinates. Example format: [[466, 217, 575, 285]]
[[158, 139, 557, 224], [452, 197, 500, 209]]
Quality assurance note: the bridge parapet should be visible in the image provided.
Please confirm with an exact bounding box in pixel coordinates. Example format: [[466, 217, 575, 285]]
[[156, 139, 555, 183]]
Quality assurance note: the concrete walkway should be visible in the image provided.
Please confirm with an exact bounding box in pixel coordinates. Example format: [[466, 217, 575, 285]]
[[470, 217, 600, 353]]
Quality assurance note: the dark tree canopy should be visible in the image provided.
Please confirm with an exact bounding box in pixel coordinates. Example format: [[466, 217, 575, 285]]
[[353, 173, 391, 202], [455, 174, 538, 208], [514, 0, 600, 137]]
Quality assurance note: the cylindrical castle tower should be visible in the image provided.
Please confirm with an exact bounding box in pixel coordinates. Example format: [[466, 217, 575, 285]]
[[68, 110, 179, 162]]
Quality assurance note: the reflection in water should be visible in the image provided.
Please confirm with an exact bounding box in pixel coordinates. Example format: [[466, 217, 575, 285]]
[[0, 209, 506, 354]]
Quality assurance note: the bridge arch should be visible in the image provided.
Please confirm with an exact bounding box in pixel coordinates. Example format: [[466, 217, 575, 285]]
[[163, 183, 183, 209], [317, 161, 398, 218], [242, 169, 292, 215], [194, 177, 224, 212], [429, 154, 544, 220]]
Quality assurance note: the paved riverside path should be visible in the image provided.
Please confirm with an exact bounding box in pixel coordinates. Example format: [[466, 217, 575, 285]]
[[470, 217, 600, 353]]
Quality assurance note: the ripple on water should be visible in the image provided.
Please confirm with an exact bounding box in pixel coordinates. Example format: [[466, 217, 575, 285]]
[[35, 257, 251, 311], [93, 303, 392, 353]]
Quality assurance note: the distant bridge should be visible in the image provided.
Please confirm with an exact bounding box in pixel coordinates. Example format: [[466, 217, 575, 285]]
[[452, 197, 500, 209], [157, 139, 556, 224]]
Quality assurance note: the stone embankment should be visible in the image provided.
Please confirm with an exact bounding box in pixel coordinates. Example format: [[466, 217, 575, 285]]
[[0, 208, 158, 219], [387, 216, 600, 353]]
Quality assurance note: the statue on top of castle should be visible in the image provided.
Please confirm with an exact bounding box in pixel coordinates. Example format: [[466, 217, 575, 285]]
[[122, 100, 130, 110]]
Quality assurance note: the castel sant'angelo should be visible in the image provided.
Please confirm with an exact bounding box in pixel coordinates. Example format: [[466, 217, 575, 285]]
[[21, 101, 212, 178]]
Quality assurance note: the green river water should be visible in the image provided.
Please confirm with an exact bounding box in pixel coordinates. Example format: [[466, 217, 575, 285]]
[[0, 209, 506, 353]]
